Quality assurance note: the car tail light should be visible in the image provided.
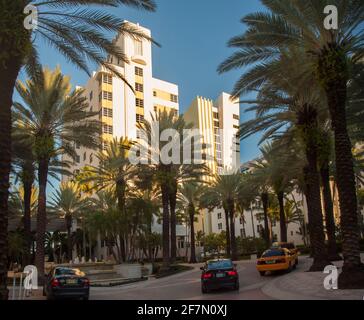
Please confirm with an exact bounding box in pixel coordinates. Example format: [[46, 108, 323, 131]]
[[51, 279, 60, 288], [83, 279, 90, 287], [227, 270, 237, 276], [202, 272, 212, 279]]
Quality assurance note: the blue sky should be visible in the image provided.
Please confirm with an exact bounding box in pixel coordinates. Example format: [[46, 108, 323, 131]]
[[16, 0, 265, 197], [26, 0, 264, 165]]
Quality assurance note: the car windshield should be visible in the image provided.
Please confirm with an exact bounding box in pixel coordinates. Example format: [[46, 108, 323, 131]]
[[262, 249, 285, 257], [207, 260, 233, 270], [55, 268, 84, 276]]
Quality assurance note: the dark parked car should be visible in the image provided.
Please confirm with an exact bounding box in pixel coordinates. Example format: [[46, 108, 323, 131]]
[[43, 267, 90, 300], [200, 259, 239, 293]]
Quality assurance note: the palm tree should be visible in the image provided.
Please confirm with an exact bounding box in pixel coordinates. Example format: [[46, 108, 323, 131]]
[[218, 0, 364, 287], [0, 0, 156, 299], [200, 172, 241, 261], [11, 136, 36, 266], [82, 138, 136, 262], [50, 182, 85, 261], [221, 46, 332, 270], [136, 110, 202, 269], [250, 143, 296, 243], [178, 182, 204, 263], [13, 67, 100, 283]]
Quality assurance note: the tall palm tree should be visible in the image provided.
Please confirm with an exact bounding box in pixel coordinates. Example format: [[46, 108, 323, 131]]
[[178, 182, 203, 263], [13, 67, 100, 283], [136, 110, 202, 269], [50, 182, 85, 261], [222, 46, 332, 270], [218, 0, 364, 287], [11, 136, 36, 266], [0, 0, 156, 299], [200, 172, 241, 261], [82, 137, 136, 262], [250, 143, 296, 243]]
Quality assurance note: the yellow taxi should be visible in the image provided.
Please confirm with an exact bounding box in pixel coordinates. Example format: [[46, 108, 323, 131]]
[[272, 242, 299, 264], [256, 248, 298, 276]]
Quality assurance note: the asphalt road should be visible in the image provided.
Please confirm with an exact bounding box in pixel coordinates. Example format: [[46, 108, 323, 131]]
[[90, 260, 281, 300]]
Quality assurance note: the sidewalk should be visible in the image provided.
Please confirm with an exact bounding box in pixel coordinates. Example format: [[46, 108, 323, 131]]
[[262, 255, 364, 300]]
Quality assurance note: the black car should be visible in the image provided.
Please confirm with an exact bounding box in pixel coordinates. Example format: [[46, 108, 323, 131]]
[[200, 259, 239, 293], [43, 267, 90, 300]]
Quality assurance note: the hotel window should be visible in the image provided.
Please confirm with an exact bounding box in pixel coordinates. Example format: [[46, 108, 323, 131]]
[[103, 74, 112, 85], [89, 153, 93, 164], [218, 223, 223, 230], [103, 124, 113, 134], [217, 212, 222, 220], [233, 125, 240, 130], [136, 114, 144, 123], [153, 91, 157, 97], [76, 155, 80, 164], [135, 83, 144, 92], [83, 152, 87, 161], [134, 39, 143, 56], [103, 108, 113, 118], [213, 112, 219, 119], [136, 129, 141, 139], [214, 120, 220, 127], [170, 94, 178, 103], [154, 105, 158, 112], [102, 91, 112, 101], [103, 141, 109, 150], [233, 114, 239, 120], [135, 67, 143, 77], [89, 91, 93, 101], [202, 153, 207, 160], [75, 141, 80, 149], [136, 98, 144, 108]]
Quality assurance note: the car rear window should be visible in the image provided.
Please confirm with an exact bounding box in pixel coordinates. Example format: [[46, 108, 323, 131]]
[[55, 268, 83, 276], [262, 249, 285, 257], [281, 243, 294, 249], [207, 260, 233, 270]]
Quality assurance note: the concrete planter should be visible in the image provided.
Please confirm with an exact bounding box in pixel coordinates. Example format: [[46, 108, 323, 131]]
[[113, 264, 142, 279]]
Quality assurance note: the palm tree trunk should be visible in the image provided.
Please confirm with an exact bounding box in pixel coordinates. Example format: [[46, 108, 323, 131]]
[[223, 208, 231, 257], [261, 192, 270, 248], [320, 164, 341, 261], [116, 181, 126, 262], [35, 158, 50, 285], [23, 178, 33, 266], [161, 183, 170, 270], [0, 2, 28, 300], [319, 47, 364, 288], [229, 206, 238, 261], [303, 157, 331, 271], [277, 191, 287, 242], [169, 184, 177, 263], [189, 205, 197, 264], [66, 215, 73, 261]]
